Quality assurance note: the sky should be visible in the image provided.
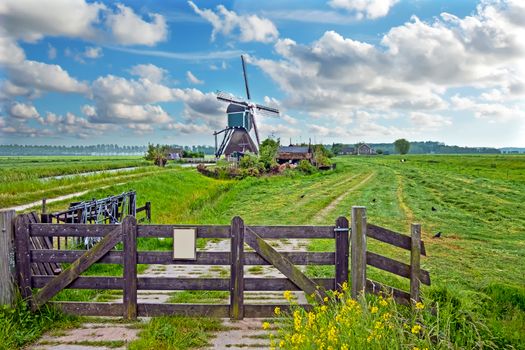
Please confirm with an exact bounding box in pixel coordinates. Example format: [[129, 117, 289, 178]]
[[0, 0, 524, 148]]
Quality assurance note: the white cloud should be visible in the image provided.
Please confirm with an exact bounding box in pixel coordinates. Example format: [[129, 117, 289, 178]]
[[410, 112, 452, 130], [165, 122, 212, 134], [84, 46, 102, 59], [129, 64, 167, 83], [106, 4, 167, 46], [451, 94, 523, 122], [0, 29, 25, 65], [127, 123, 154, 134], [329, 0, 399, 19], [9, 102, 39, 119], [0, 1, 167, 46], [47, 43, 57, 59], [186, 71, 204, 85], [188, 1, 278, 43]]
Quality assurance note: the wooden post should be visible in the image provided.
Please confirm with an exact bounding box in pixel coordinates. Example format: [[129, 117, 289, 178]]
[[14, 214, 32, 302], [123, 216, 138, 319], [410, 223, 421, 303], [0, 210, 16, 306], [335, 216, 350, 291], [146, 202, 151, 222], [351, 206, 367, 299], [230, 216, 244, 320], [42, 198, 47, 214]]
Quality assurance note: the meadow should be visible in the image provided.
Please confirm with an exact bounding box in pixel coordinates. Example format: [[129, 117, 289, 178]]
[[1, 154, 524, 348]]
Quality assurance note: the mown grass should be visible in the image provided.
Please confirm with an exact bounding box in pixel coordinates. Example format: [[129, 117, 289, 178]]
[[4, 154, 524, 348]]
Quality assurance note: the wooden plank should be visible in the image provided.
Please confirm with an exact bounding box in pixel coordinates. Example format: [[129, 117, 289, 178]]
[[31, 226, 122, 310], [247, 225, 335, 239], [368, 223, 427, 256], [50, 301, 123, 316], [351, 206, 367, 299], [367, 251, 431, 285], [31, 250, 335, 266], [14, 215, 32, 301], [32, 276, 335, 292], [122, 216, 137, 319], [230, 216, 244, 320], [30, 223, 118, 237], [335, 216, 349, 291], [138, 225, 230, 238], [366, 279, 410, 305], [410, 223, 421, 302], [244, 227, 325, 301], [244, 304, 312, 318], [138, 303, 229, 317], [32, 276, 122, 289], [0, 210, 16, 306]]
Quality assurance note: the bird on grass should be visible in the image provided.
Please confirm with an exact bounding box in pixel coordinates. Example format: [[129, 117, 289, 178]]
[[300, 194, 305, 198], [433, 231, 442, 238], [372, 198, 376, 203], [431, 206, 437, 211]]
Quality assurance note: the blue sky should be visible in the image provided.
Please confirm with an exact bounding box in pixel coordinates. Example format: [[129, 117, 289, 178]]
[[1, 0, 524, 147]]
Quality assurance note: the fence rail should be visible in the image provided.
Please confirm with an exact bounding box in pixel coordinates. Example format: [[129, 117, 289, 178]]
[[1, 206, 430, 319]]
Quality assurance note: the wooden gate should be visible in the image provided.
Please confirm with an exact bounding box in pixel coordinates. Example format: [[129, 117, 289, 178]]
[[12, 206, 430, 319]]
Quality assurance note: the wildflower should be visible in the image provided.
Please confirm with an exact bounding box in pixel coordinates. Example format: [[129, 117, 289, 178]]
[[342, 282, 349, 291], [371, 306, 378, 314], [327, 326, 337, 342], [324, 296, 329, 302], [413, 348, 420, 350], [262, 322, 271, 330], [367, 335, 373, 343], [382, 312, 391, 320], [283, 290, 293, 301], [379, 299, 388, 307], [279, 340, 285, 348], [415, 302, 424, 310], [411, 324, 422, 334], [320, 305, 328, 312], [341, 344, 349, 350], [274, 306, 281, 315], [374, 321, 383, 329]]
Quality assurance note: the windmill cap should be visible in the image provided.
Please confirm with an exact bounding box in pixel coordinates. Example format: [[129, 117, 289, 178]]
[[226, 103, 246, 113]]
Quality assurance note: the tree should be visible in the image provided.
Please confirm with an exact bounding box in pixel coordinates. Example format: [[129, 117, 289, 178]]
[[145, 143, 168, 167], [394, 139, 410, 155], [259, 138, 280, 170]]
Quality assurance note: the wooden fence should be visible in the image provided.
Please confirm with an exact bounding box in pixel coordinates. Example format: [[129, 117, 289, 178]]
[[1, 206, 430, 320]]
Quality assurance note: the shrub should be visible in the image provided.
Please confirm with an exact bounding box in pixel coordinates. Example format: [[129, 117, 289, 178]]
[[268, 286, 503, 350], [297, 160, 316, 174]]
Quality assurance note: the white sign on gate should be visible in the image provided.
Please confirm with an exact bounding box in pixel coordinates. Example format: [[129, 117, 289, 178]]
[[173, 228, 196, 260]]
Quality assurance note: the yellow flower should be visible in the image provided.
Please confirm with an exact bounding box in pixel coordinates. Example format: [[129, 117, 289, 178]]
[[415, 302, 425, 310], [342, 282, 349, 291], [413, 347, 420, 350], [370, 306, 378, 314], [411, 324, 422, 334], [379, 299, 388, 307], [374, 321, 383, 329], [367, 335, 373, 343], [262, 322, 271, 330], [279, 340, 285, 348], [274, 306, 281, 315], [341, 344, 349, 350], [320, 305, 328, 312], [382, 312, 391, 320], [324, 296, 329, 302], [283, 290, 293, 301]]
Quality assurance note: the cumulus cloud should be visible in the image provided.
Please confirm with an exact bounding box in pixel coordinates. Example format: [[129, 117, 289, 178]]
[[0, 0, 167, 46], [47, 43, 57, 59], [8, 102, 39, 119], [410, 112, 452, 130], [83, 46, 102, 59], [188, 1, 278, 43], [165, 122, 212, 135], [252, 0, 525, 136], [106, 4, 167, 46], [451, 94, 523, 122], [329, 0, 399, 19], [186, 71, 204, 85], [129, 64, 167, 83]]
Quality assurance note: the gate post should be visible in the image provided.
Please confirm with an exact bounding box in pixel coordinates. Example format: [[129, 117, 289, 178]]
[[410, 223, 421, 303], [230, 216, 244, 320], [351, 206, 367, 299], [335, 216, 349, 291], [0, 210, 16, 306], [122, 216, 137, 320], [14, 214, 32, 302]]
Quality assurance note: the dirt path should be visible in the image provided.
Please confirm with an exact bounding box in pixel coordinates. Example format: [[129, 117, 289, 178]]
[[314, 171, 376, 223], [395, 173, 414, 224]]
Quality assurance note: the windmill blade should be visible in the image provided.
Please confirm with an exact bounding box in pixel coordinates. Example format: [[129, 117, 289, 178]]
[[255, 103, 280, 115], [241, 55, 251, 100], [216, 91, 248, 106], [250, 113, 261, 147]]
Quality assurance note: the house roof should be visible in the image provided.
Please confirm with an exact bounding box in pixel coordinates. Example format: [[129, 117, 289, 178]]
[[278, 146, 310, 154]]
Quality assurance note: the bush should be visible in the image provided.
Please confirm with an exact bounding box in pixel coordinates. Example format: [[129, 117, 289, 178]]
[[267, 286, 504, 350], [297, 160, 316, 174]]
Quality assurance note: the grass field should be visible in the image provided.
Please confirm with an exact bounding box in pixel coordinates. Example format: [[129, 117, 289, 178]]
[[1, 154, 524, 348]]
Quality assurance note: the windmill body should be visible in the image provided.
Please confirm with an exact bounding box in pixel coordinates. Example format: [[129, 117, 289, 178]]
[[214, 55, 279, 158]]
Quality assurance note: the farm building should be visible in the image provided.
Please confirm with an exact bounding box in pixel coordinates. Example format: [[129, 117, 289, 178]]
[[356, 143, 376, 155], [167, 147, 183, 160], [277, 145, 313, 164], [338, 146, 355, 155]]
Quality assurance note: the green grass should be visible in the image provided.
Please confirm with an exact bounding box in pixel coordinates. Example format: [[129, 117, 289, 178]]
[[128, 316, 224, 350], [3, 154, 524, 348]]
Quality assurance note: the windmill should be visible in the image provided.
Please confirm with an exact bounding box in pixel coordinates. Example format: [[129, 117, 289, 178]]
[[214, 55, 280, 158]]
